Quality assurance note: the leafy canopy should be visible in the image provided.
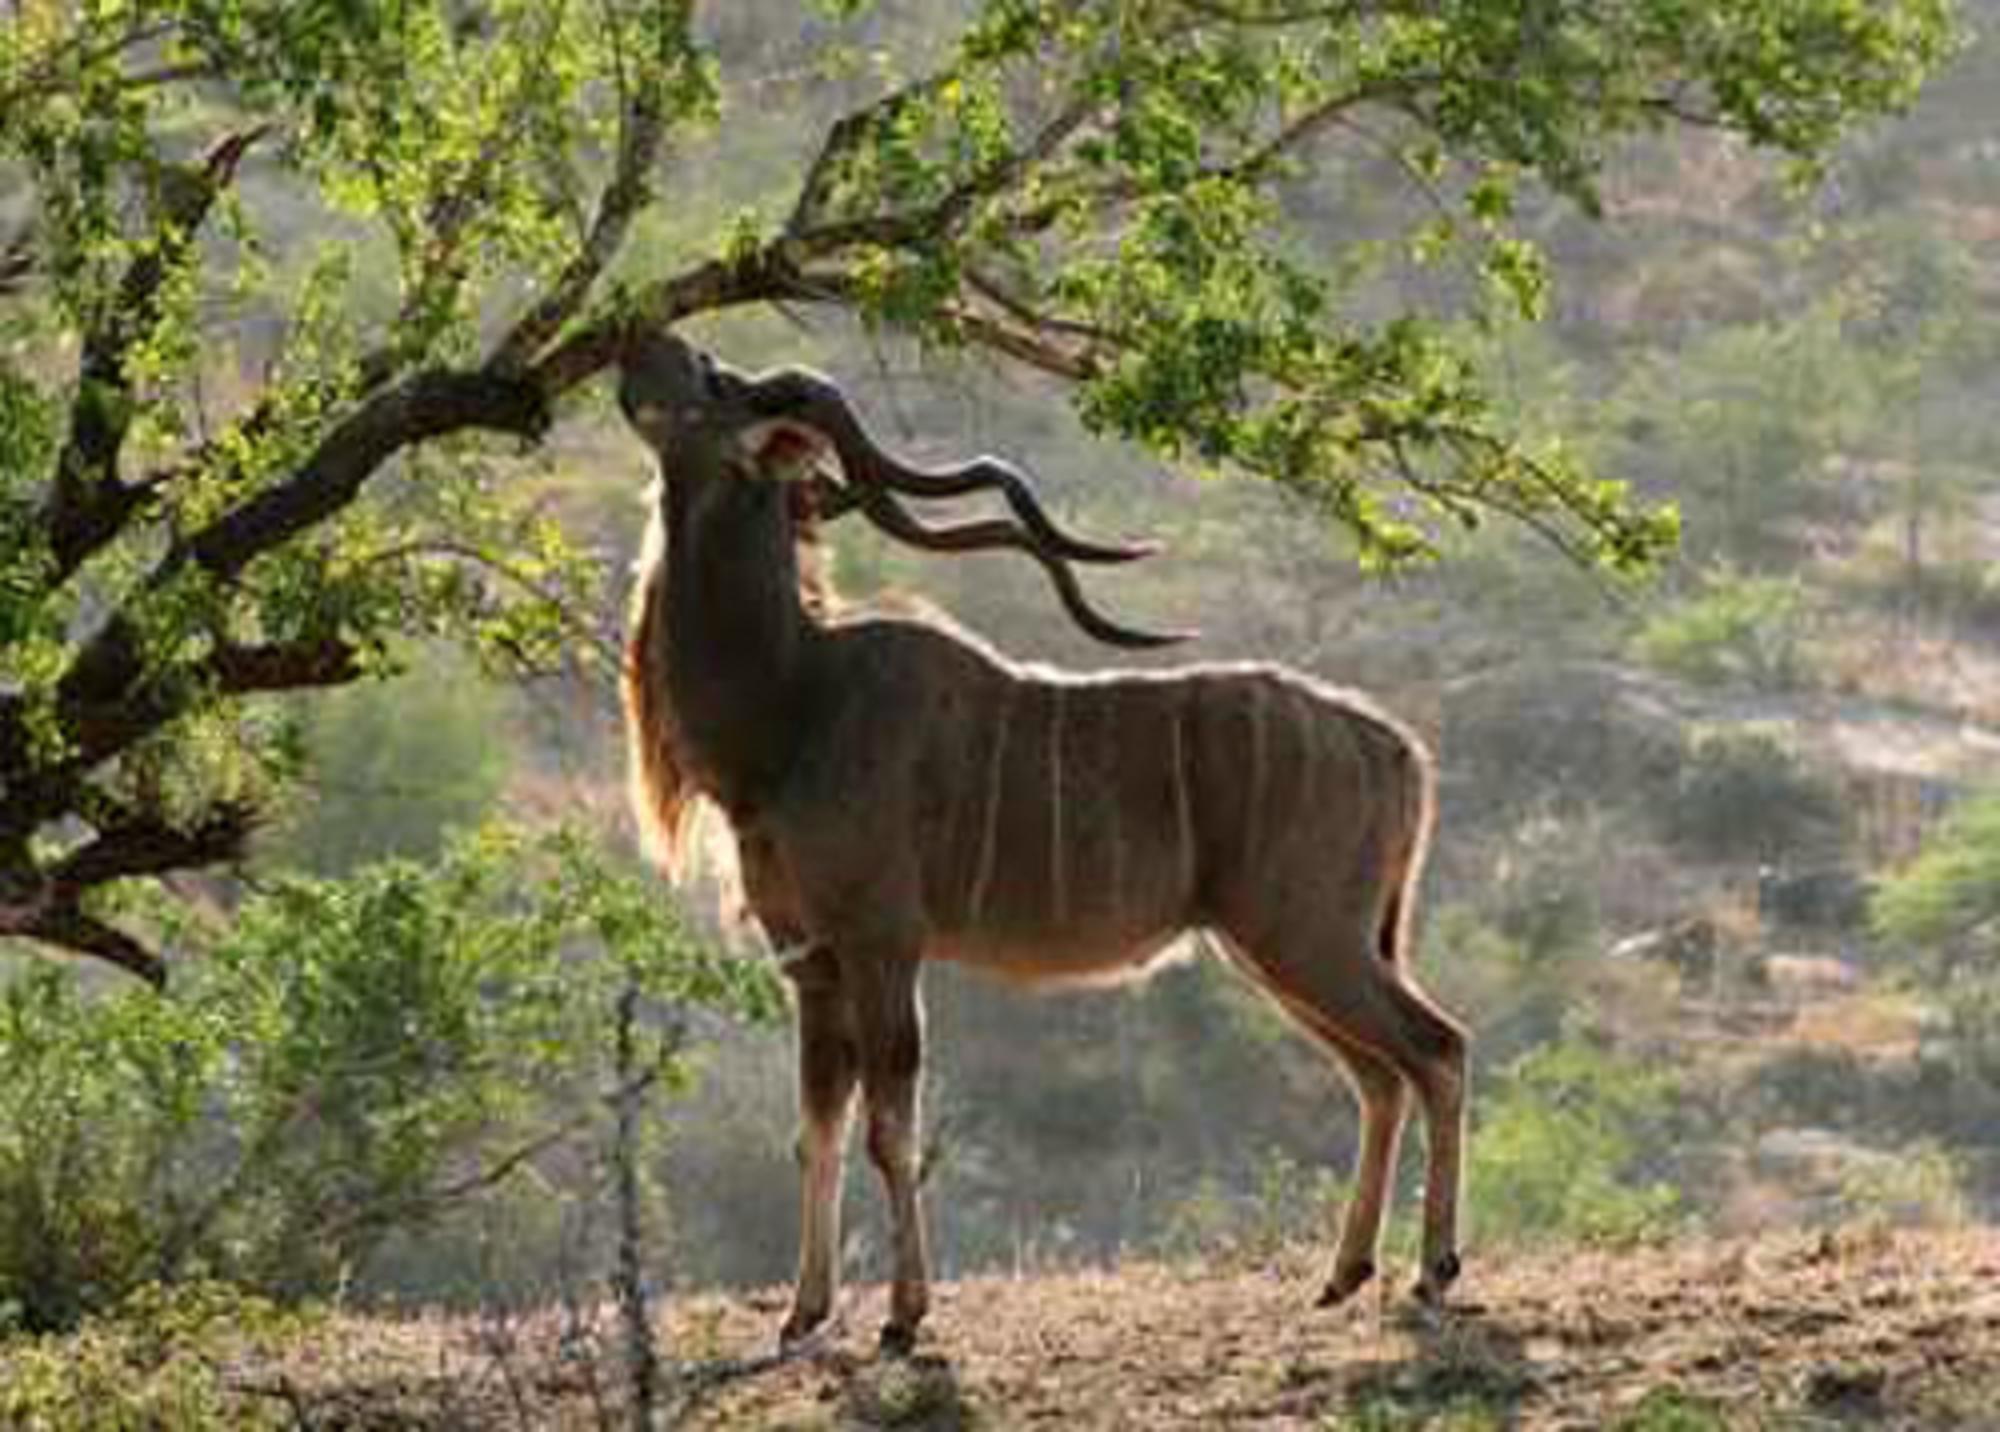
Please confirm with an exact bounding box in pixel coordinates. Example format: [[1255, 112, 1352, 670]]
[[0, 0, 1957, 978]]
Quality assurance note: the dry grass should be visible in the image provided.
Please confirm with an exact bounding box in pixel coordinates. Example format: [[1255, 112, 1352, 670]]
[[121, 1226, 1999, 1429]]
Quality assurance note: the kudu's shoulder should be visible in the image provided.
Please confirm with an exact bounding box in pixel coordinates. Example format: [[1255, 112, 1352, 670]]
[[806, 610, 1014, 711]]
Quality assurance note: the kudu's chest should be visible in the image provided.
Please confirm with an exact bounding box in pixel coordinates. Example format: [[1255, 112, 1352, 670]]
[[658, 651, 809, 824]]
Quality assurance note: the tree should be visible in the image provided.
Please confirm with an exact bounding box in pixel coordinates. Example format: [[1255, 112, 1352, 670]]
[[0, 0, 1955, 982]]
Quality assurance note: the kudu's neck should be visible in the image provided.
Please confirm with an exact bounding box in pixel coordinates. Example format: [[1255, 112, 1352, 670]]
[[651, 445, 818, 815]]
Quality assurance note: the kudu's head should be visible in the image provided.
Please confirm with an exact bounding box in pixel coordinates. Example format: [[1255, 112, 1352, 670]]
[[616, 326, 1190, 649]]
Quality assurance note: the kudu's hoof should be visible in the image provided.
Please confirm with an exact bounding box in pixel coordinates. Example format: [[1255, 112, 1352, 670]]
[[778, 1307, 833, 1353], [1412, 1251, 1462, 1307], [878, 1321, 920, 1359], [1316, 1259, 1376, 1308]]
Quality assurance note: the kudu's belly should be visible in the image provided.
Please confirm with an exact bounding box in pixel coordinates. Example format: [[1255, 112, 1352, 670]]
[[926, 922, 1201, 987]]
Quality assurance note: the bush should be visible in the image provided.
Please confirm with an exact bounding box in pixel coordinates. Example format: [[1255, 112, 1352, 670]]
[[1660, 730, 1844, 866], [1632, 571, 1813, 690], [1872, 789, 2000, 969], [263, 656, 515, 876], [1836, 1140, 1970, 1229], [0, 1283, 304, 1431], [0, 824, 783, 1331], [1468, 1040, 1683, 1248], [0, 1288, 304, 1432], [1153, 1147, 1348, 1267]]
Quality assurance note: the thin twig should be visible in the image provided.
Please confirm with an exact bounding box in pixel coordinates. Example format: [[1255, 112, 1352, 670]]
[[610, 982, 661, 1430], [354, 538, 622, 669]]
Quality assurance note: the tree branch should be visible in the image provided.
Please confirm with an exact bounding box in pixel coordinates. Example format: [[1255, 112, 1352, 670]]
[[794, 267, 1103, 382], [357, 540, 621, 668], [0, 17, 180, 119], [41, 126, 267, 585], [492, 5, 677, 371], [209, 635, 370, 695], [57, 368, 552, 720], [14, 902, 168, 987], [314, 1067, 665, 1245], [527, 243, 802, 396], [785, 70, 961, 237], [0, 223, 33, 295], [48, 804, 254, 889], [786, 90, 1102, 261]]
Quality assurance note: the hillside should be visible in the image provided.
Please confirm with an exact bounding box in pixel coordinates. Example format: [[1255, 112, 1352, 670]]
[[49, 1228, 1993, 1429]]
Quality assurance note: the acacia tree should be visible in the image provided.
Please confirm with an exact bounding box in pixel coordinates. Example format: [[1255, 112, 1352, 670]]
[[0, 0, 1954, 982]]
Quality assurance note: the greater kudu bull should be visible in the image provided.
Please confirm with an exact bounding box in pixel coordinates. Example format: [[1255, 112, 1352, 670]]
[[617, 330, 1467, 1353]]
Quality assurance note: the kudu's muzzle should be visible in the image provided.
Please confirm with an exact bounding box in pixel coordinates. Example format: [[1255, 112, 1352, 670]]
[[617, 329, 716, 445]]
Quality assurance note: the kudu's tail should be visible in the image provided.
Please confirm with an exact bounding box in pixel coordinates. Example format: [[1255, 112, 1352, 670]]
[[1377, 737, 1438, 967]]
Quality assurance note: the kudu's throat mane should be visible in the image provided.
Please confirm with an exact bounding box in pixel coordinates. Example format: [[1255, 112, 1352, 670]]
[[621, 422, 834, 880]]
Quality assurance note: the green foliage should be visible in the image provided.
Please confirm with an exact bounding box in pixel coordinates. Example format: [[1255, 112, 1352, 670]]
[[1936, 970, 2000, 1094], [1835, 1138, 1969, 1229], [0, 823, 782, 1331], [263, 652, 512, 875], [1871, 789, 2000, 964], [1468, 1040, 1683, 1248], [1154, 1146, 1347, 1268], [1334, 1395, 1510, 1432], [1632, 570, 1814, 690], [1613, 1386, 1729, 1432], [0, 1282, 303, 1431], [1611, 304, 1884, 564], [1660, 730, 1845, 865]]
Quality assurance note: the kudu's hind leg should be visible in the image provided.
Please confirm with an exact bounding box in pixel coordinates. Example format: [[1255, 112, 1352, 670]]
[[1231, 927, 1468, 1306], [782, 950, 860, 1348], [845, 949, 931, 1355], [1214, 939, 1407, 1305], [1387, 977, 1469, 1305]]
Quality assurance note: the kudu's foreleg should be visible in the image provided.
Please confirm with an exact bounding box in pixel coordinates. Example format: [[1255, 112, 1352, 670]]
[[782, 950, 859, 1348], [844, 948, 930, 1355]]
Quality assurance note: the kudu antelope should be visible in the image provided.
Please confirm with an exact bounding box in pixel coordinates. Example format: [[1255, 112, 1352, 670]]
[[617, 330, 1468, 1353]]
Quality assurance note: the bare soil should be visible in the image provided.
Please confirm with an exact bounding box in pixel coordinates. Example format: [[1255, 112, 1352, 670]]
[[241, 1227, 1999, 1428]]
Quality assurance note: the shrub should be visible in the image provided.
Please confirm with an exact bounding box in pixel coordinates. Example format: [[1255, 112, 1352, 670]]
[[1836, 1140, 1970, 1229], [1660, 729, 1844, 866], [1468, 1039, 1683, 1248], [1152, 1147, 1347, 1267], [0, 1282, 303, 1430], [1632, 571, 1813, 690], [0, 824, 783, 1331], [1871, 789, 2000, 969], [263, 656, 515, 876], [1615, 1386, 1729, 1432]]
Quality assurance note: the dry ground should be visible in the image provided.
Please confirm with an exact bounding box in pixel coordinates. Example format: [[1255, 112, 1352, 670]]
[[204, 1227, 2000, 1429]]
